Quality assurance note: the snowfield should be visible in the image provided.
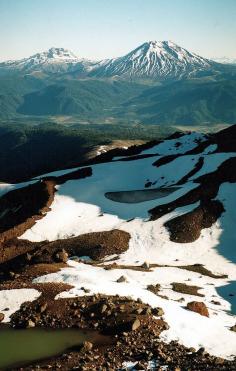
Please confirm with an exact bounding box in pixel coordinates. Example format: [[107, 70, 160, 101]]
[[34, 258, 236, 358], [4, 131, 236, 359]]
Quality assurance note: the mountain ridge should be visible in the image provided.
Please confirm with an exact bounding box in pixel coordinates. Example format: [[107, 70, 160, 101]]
[[0, 47, 95, 75], [89, 40, 214, 79], [0, 41, 219, 79]]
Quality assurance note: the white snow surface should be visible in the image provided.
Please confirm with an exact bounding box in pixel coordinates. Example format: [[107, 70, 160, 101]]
[[16, 132, 236, 358], [20, 153, 200, 240], [0, 289, 41, 323], [189, 152, 236, 180], [142, 132, 206, 155]]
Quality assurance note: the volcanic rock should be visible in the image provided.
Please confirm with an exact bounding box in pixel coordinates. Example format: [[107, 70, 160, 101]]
[[117, 275, 127, 283], [152, 307, 164, 316], [186, 301, 209, 317], [131, 318, 141, 331], [56, 249, 68, 263], [83, 341, 93, 351]]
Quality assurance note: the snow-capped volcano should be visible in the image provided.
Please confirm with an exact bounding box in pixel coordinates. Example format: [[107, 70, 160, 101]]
[[26, 47, 79, 63], [90, 40, 214, 79], [0, 41, 217, 78], [0, 47, 91, 74]]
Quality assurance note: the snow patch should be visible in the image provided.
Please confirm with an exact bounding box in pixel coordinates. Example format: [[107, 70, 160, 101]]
[[0, 289, 41, 323]]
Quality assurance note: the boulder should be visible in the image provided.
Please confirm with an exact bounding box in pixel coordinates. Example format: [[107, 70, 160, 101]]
[[230, 325, 236, 332], [186, 301, 209, 317], [131, 318, 141, 331], [83, 341, 93, 351], [100, 304, 107, 314], [152, 307, 164, 316], [56, 249, 68, 263], [27, 319, 36, 328], [147, 283, 160, 294], [40, 303, 48, 313], [116, 275, 127, 283]]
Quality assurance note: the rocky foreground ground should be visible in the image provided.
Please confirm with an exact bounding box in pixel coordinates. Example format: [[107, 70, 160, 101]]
[[0, 244, 236, 370], [1, 287, 236, 371]]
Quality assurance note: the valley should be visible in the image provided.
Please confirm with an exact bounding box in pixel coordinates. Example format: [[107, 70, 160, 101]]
[[0, 41, 236, 127]]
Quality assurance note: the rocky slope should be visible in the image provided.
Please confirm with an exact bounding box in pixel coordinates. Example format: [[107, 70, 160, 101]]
[[0, 125, 236, 369]]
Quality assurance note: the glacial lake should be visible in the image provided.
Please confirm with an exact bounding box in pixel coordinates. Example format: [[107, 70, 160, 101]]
[[0, 328, 110, 369]]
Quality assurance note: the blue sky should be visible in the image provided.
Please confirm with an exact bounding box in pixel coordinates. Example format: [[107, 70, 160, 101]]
[[0, 0, 235, 61]]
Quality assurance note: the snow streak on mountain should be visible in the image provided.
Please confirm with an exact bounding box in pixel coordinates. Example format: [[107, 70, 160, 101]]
[[0, 47, 92, 74], [90, 41, 213, 79], [0, 41, 216, 79]]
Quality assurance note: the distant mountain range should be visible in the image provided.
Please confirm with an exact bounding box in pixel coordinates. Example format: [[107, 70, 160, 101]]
[[0, 47, 96, 75], [213, 57, 236, 65], [0, 41, 223, 79], [89, 41, 215, 79], [1, 41, 236, 126]]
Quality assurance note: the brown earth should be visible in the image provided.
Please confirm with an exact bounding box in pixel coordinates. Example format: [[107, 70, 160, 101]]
[[172, 282, 204, 297], [10, 293, 166, 334], [0, 180, 56, 245], [96, 262, 227, 279], [165, 200, 224, 243], [0, 264, 68, 288], [0, 237, 44, 265], [33, 229, 130, 262], [176, 264, 227, 279], [0, 229, 130, 284]]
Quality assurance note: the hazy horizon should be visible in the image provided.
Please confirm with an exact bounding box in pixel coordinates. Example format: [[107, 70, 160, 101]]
[[0, 0, 236, 62]]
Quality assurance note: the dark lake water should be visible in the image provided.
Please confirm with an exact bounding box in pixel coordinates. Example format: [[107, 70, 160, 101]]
[[105, 187, 179, 204], [0, 328, 109, 369]]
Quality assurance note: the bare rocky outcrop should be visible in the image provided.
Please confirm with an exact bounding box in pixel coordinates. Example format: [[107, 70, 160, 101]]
[[43, 166, 92, 184], [30, 229, 131, 263], [186, 301, 209, 317], [8, 294, 236, 371], [165, 200, 224, 243], [172, 282, 204, 297], [150, 156, 236, 243], [0, 229, 130, 283], [0, 180, 56, 245]]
